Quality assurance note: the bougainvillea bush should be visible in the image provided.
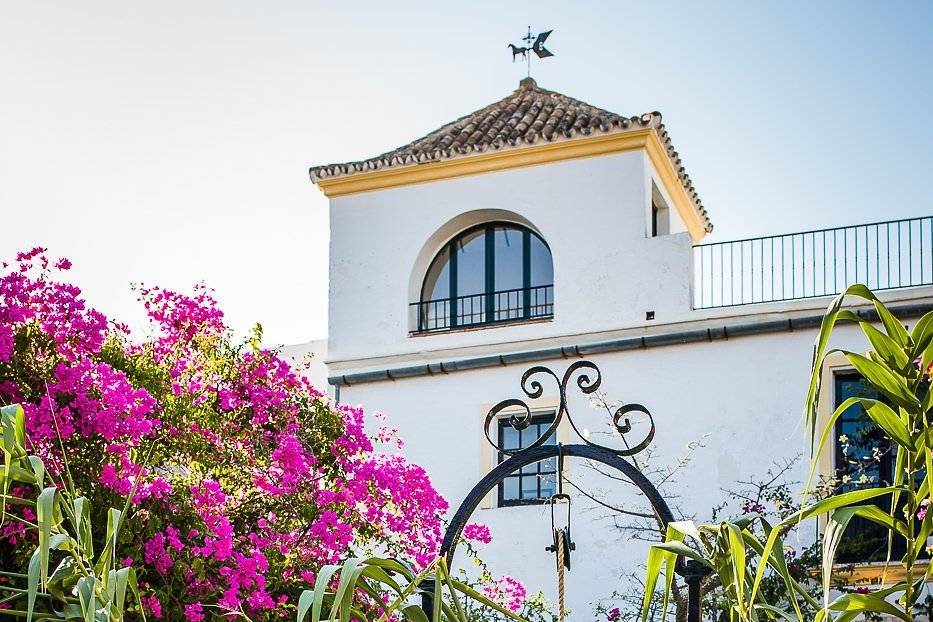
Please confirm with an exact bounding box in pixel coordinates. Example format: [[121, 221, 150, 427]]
[[0, 248, 450, 620]]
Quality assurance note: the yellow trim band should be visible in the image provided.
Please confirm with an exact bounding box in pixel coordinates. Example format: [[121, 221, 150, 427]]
[[315, 128, 708, 242]]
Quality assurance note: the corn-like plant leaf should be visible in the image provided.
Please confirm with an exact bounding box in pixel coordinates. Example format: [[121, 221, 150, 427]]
[[804, 285, 877, 446], [26, 547, 41, 622], [873, 300, 910, 347], [94, 507, 122, 578], [820, 506, 895, 612], [339, 562, 370, 622], [123, 565, 145, 622], [304, 564, 342, 622], [640, 524, 685, 622], [72, 496, 94, 560], [910, 310, 933, 355], [27, 456, 45, 489], [1, 404, 26, 526], [804, 396, 912, 502], [725, 524, 748, 618], [431, 566, 442, 622], [327, 557, 364, 622], [860, 322, 910, 371], [75, 575, 97, 622], [36, 485, 58, 590], [845, 352, 920, 411], [828, 591, 913, 622], [750, 519, 805, 621], [754, 603, 804, 621], [788, 485, 904, 524], [297, 589, 315, 622], [399, 605, 431, 622]]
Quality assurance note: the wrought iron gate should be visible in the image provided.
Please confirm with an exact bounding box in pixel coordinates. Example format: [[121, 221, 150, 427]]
[[429, 361, 708, 622]]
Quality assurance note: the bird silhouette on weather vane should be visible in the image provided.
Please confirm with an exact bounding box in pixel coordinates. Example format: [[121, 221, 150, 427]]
[[508, 27, 554, 77]]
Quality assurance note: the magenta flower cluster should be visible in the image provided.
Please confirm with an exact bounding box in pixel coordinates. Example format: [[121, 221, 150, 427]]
[[462, 523, 492, 545], [0, 249, 449, 620], [480, 575, 528, 613]]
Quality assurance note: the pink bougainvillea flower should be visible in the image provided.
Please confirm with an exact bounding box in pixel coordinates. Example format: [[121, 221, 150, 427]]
[[0, 249, 450, 620], [462, 523, 492, 545]]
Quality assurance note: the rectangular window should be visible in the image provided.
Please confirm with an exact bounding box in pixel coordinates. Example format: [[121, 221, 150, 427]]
[[832, 372, 925, 563], [650, 182, 670, 237], [497, 413, 558, 506]]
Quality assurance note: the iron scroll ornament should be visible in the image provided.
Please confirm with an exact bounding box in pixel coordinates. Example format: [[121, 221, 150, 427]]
[[482, 360, 655, 457], [435, 361, 709, 622]]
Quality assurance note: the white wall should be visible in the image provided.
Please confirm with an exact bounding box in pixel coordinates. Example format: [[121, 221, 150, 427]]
[[327, 151, 693, 368], [319, 147, 933, 617], [335, 320, 881, 616]]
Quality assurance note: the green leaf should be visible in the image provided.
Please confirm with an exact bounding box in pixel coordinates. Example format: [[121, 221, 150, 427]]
[[792, 486, 906, 523], [804, 396, 912, 502], [844, 352, 920, 411], [828, 591, 913, 622], [641, 543, 671, 621], [399, 605, 431, 622], [27, 548, 40, 622], [307, 564, 341, 622], [910, 310, 933, 357], [750, 520, 805, 621], [94, 508, 123, 578], [819, 506, 908, 612], [860, 321, 910, 370], [725, 524, 748, 617], [873, 300, 910, 348], [75, 575, 96, 622], [297, 590, 315, 622], [72, 497, 93, 560], [36, 486, 58, 590], [1, 404, 26, 526]]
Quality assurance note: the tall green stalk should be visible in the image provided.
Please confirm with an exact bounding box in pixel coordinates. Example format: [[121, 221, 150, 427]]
[[0, 403, 145, 622], [642, 285, 933, 622]]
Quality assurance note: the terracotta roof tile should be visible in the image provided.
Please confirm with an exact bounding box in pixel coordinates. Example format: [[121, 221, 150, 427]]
[[310, 78, 711, 232]]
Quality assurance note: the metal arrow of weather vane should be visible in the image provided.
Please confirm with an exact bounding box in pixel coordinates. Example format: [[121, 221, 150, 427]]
[[508, 26, 554, 78]]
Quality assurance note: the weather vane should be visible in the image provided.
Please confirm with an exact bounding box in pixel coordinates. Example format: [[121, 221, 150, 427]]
[[508, 26, 554, 78]]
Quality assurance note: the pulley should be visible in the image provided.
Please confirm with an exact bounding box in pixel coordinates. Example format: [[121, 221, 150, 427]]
[[545, 493, 575, 570]]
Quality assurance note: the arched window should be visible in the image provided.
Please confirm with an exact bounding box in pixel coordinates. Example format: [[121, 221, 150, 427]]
[[414, 223, 553, 332]]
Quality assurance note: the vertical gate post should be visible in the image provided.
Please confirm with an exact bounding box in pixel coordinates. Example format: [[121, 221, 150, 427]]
[[421, 578, 435, 620], [681, 560, 711, 622]]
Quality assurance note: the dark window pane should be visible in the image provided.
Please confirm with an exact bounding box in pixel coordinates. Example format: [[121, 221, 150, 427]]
[[832, 373, 923, 563], [421, 246, 451, 329], [494, 226, 523, 291], [501, 425, 519, 450], [529, 234, 553, 287], [419, 223, 554, 332], [502, 477, 519, 501], [423, 246, 450, 301], [498, 413, 557, 506], [455, 228, 486, 296], [521, 478, 538, 499]]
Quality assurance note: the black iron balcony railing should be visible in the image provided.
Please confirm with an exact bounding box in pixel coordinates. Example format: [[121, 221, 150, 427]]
[[694, 215, 933, 309], [412, 284, 554, 333]]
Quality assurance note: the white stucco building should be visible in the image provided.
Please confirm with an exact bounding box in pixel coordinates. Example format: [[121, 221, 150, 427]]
[[300, 78, 933, 617]]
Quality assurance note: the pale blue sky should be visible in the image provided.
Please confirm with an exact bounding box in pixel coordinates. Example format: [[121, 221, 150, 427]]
[[3, 1, 931, 344]]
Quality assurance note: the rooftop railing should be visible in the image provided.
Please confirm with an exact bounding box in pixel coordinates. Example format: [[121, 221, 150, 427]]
[[693, 215, 933, 309]]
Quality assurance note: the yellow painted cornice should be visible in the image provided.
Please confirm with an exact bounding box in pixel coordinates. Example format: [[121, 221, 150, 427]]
[[315, 128, 708, 242]]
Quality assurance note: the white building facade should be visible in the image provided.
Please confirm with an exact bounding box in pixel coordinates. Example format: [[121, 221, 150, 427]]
[[304, 78, 933, 617]]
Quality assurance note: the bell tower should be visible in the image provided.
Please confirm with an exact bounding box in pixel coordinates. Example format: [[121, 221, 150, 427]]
[[310, 79, 712, 379]]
